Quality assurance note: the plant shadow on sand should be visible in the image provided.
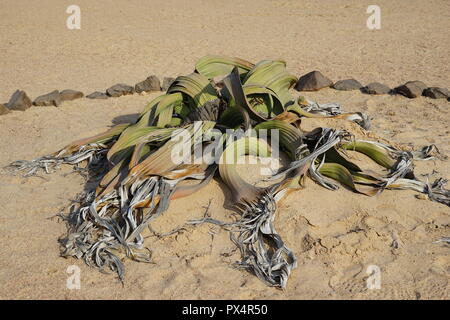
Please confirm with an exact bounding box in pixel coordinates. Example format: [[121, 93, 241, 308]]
[[111, 113, 141, 125]]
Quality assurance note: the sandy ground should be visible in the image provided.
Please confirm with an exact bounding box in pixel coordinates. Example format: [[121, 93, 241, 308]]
[[0, 0, 449, 299]]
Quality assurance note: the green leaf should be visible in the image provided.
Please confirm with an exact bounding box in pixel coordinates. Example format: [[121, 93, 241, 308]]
[[107, 126, 176, 165], [323, 147, 362, 172], [254, 120, 303, 160], [243, 60, 297, 108], [318, 162, 378, 195], [243, 85, 284, 118], [219, 136, 271, 202], [168, 73, 219, 108], [341, 141, 396, 169], [195, 55, 254, 79]]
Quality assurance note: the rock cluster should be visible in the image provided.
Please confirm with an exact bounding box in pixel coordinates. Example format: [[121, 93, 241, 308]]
[[2, 70, 448, 118], [33, 90, 84, 107], [87, 75, 166, 99], [294, 70, 449, 100], [1, 74, 172, 116]]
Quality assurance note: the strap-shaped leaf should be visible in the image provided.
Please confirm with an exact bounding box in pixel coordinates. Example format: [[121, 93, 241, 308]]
[[341, 141, 396, 169], [107, 126, 177, 165], [243, 84, 284, 118], [168, 73, 218, 107], [219, 136, 271, 203], [127, 121, 216, 182], [243, 60, 297, 108], [195, 55, 254, 79], [319, 162, 378, 196], [254, 120, 304, 160], [222, 67, 265, 124], [57, 123, 129, 156]]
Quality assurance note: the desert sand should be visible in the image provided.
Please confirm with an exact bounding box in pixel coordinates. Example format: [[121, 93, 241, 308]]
[[0, 0, 449, 299]]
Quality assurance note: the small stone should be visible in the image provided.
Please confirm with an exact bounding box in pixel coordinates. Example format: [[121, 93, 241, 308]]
[[60, 89, 84, 101], [86, 91, 108, 99], [332, 79, 363, 91], [33, 90, 61, 107], [0, 104, 11, 115], [5, 90, 32, 111], [294, 71, 333, 91], [135, 75, 161, 93], [395, 81, 427, 98], [363, 82, 391, 95], [423, 87, 450, 99], [161, 77, 175, 91], [106, 84, 134, 97]]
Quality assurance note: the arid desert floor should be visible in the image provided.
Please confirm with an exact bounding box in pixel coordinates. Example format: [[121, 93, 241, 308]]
[[0, 0, 449, 299]]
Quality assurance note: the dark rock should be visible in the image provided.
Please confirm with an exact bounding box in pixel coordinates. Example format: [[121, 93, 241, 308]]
[[106, 84, 134, 97], [86, 91, 108, 99], [423, 87, 450, 99], [332, 79, 363, 91], [5, 90, 32, 111], [60, 89, 84, 101], [135, 75, 161, 93], [161, 77, 175, 91], [34, 90, 61, 107], [362, 82, 391, 95], [294, 71, 333, 91], [394, 81, 427, 98], [0, 104, 10, 115]]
